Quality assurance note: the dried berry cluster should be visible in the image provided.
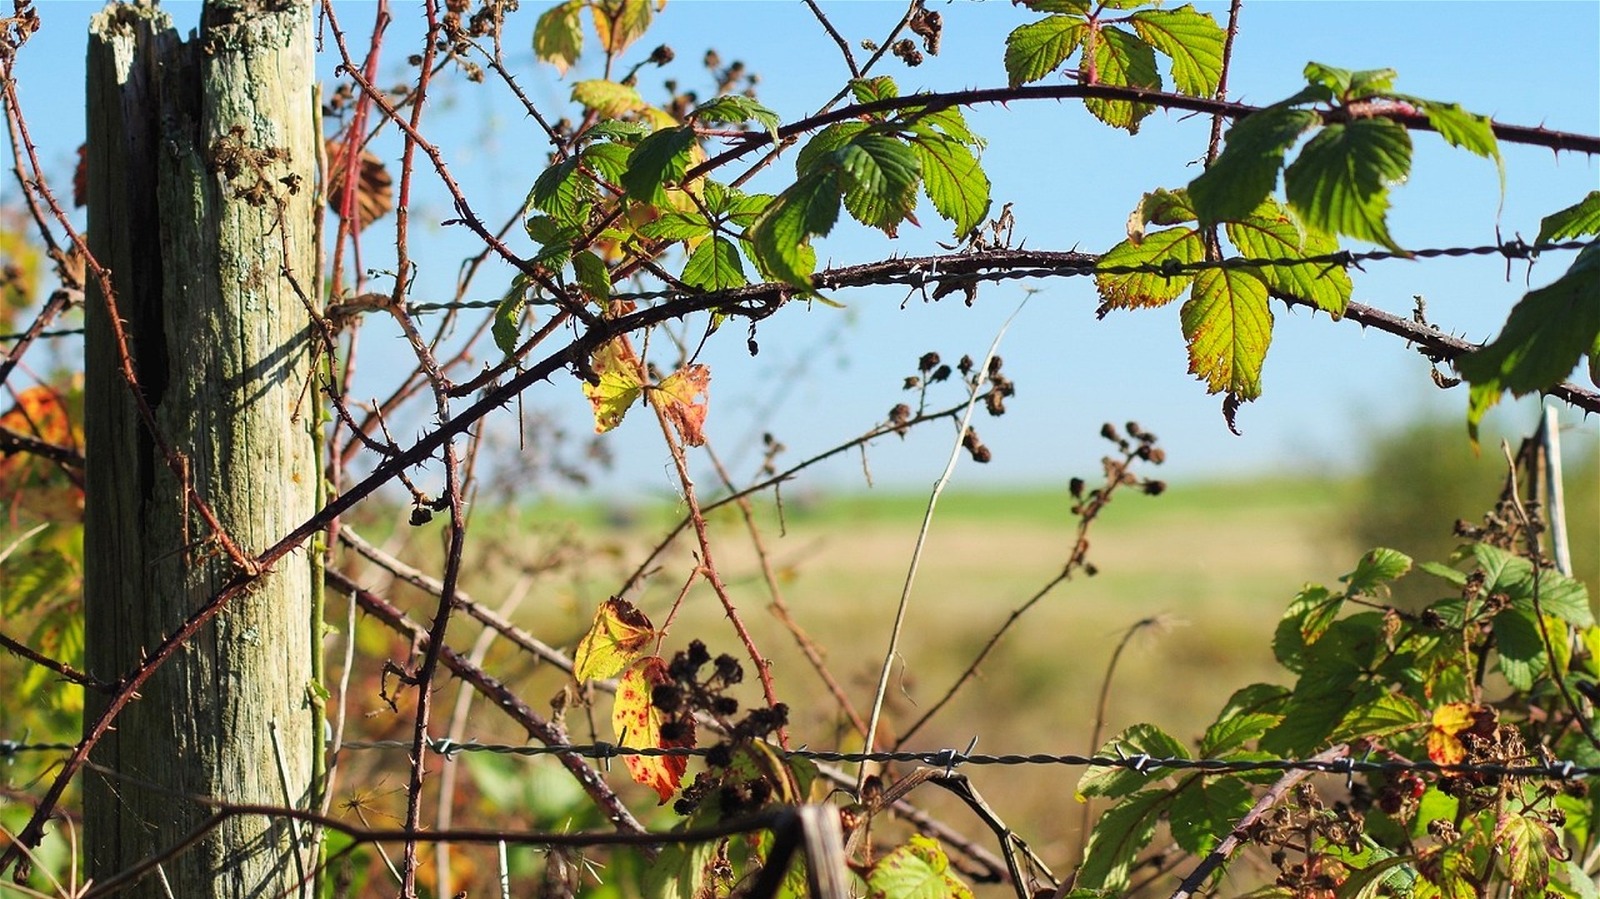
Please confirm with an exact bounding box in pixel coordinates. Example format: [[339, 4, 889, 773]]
[[652, 640, 790, 817], [889, 351, 1017, 454]]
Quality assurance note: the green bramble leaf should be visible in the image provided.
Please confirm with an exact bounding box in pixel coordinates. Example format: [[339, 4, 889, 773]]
[[1180, 267, 1272, 399], [1095, 226, 1203, 309], [1328, 692, 1424, 743], [911, 135, 990, 237], [713, 186, 771, 227], [1077, 790, 1170, 893], [1344, 66, 1398, 98], [581, 139, 633, 181], [1004, 15, 1089, 88], [796, 122, 869, 175], [621, 126, 696, 206], [571, 79, 646, 118], [571, 250, 610, 301], [834, 134, 922, 234], [866, 835, 972, 899], [1168, 777, 1252, 855], [681, 236, 747, 291], [1284, 117, 1412, 252], [533, 0, 583, 76], [1303, 61, 1354, 95], [1017, 0, 1091, 12], [1137, 188, 1198, 227], [1417, 100, 1502, 187], [1200, 711, 1280, 756], [644, 830, 717, 899], [1457, 244, 1600, 439], [850, 75, 899, 105], [689, 95, 780, 142], [1188, 107, 1320, 224], [1077, 723, 1189, 801], [1282, 584, 1342, 649], [1498, 813, 1558, 893], [1341, 547, 1412, 596], [1225, 198, 1351, 317], [525, 215, 583, 269], [492, 277, 529, 356], [583, 120, 652, 143], [638, 210, 711, 242], [1129, 5, 1224, 97], [748, 169, 838, 287], [905, 105, 981, 147], [1085, 26, 1161, 133], [531, 156, 587, 226], [1494, 609, 1546, 693], [1537, 191, 1600, 244]]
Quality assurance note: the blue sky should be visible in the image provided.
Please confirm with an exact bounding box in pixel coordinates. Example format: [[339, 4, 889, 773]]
[[7, 1, 1599, 496]]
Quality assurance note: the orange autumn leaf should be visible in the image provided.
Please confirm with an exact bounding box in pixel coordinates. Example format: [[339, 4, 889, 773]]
[[1427, 701, 1479, 765], [613, 656, 693, 803], [582, 338, 646, 433], [573, 596, 656, 682], [651, 363, 710, 447], [0, 385, 83, 520]]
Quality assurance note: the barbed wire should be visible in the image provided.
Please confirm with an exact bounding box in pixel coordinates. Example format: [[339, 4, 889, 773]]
[[2, 237, 1592, 344], [0, 735, 1515, 782], [0, 738, 76, 758]]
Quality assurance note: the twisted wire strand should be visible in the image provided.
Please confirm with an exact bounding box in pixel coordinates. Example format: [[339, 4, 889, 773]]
[[4, 238, 1592, 343]]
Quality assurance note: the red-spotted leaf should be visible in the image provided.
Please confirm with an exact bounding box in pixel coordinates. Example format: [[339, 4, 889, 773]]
[[614, 656, 694, 803]]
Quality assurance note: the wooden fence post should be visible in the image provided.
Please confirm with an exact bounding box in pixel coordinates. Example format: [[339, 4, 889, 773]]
[[83, 1, 319, 895]]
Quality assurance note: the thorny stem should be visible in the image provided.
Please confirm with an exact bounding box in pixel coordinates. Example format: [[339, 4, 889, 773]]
[[803, 0, 860, 79], [0, 629, 105, 693], [644, 369, 789, 746], [1205, 0, 1244, 167], [433, 573, 534, 899], [81, 802, 770, 899], [3, 44, 254, 574], [388, 3, 467, 894], [320, 2, 581, 316], [325, 1, 389, 298]]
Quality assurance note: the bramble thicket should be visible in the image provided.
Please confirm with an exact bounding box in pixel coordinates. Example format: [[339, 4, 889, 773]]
[[1, 1, 1599, 898]]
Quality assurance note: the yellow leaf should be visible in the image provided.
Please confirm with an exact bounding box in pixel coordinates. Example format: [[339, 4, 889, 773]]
[[573, 596, 656, 682], [613, 656, 693, 803], [652, 364, 710, 446], [590, 0, 653, 56], [1426, 702, 1475, 765], [582, 339, 644, 433]]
